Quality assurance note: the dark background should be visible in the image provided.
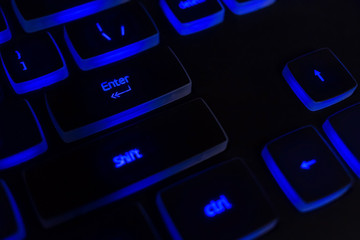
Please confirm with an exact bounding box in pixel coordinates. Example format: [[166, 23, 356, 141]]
[[1, 0, 360, 239]]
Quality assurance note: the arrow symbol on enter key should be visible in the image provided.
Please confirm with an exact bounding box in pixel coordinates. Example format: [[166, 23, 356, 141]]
[[314, 70, 325, 82], [300, 159, 317, 170]]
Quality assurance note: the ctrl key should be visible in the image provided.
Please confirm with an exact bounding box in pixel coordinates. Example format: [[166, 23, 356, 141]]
[[157, 159, 277, 240]]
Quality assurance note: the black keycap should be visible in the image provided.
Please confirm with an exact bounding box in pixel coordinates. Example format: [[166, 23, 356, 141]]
[[12, 0, 127, 33], [46, 47, 191, 143], [25, 99, 228, 226], [65, 2, 159, 70], [323, 103, 360, 178], [0, 180, 25, 240], [282, 48, 357, 111], [262, 126, 353, 212], [157, 158, 277, 240], [0, 8, 11, 44], [0, 33, 68, 94], [46, 204, 157, 240], [0, 100, 47, 170], [160, 0, 225, 35], [221, 0, 275, 15]]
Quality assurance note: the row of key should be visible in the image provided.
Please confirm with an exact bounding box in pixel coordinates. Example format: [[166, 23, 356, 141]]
[[2, 0, 360, 239]]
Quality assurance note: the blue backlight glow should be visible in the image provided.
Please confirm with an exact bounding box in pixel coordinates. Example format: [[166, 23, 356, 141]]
[[46, 78, 192, 143], [113, 148, 143, 168], [39, 135, 228, 227], [160, 0, 225, 36], [101, 76, 129, 91], [0, 101, 47, 170], [282, 64, 357, 111], [0, 32, 68, 94], [0, 8, 11, 44], [179, 0, 206, 9], [204, 195, 232, 217], [11, 0, 127, 33], [323, 116, 360, 177], [1, 181, 26, 240], [221, 0, 275, 15], [64, 5, 160, 71], [261, 131, 352, 212]]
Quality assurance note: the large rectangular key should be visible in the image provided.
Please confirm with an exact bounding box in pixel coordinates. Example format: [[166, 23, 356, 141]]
[[25, 99, 228, 227], [46, 47, 191, 143]]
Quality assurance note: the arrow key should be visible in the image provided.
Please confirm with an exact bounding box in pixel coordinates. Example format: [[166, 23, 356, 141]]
[[283, 48, 357, 111], [262, 126, 353, 212]]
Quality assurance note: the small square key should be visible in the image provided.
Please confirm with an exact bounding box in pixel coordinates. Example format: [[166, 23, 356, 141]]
[[0, 32, 68, 94], [160, 0, 225, 35], [323, 103, 360, 178], [157, 159, 277, 240], [222, 0, 275, 15], [0, 8, 11, 44], [12, 0, 126, 33], [262, 126, 353, 212], [0, 180, 25, 240], [65, 2, 159, 71], [282, 49, 357, 111]]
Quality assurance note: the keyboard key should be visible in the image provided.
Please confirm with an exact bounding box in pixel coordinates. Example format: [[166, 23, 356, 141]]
[[46, 47, 191, 143], [323, 103, 360, 178], [222, 0, 275, 15], [262, 126, 353, 212], [0, 100, 47, 170], [157, 158, 277, 240], [0, 8, 11, 44], [11, 0, 127, 33], [47, 204, 157, 240], [160, 0, 225, 35], [282, 48, 357, 111], [65, 2, 159, 71], [0, 33, 68, 94], [25, 99, 228, 226], [0, 180, 26, 240]]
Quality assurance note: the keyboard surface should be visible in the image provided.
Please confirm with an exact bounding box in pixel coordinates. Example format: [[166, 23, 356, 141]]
[[1, 0, 360, 239]]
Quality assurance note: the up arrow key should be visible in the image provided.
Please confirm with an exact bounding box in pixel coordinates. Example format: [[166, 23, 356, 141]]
[[300, 159, 317, 170], [314, 70, 325, 82]]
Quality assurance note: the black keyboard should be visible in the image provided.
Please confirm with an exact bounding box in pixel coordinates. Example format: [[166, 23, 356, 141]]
[[1, 0, 360, 239]]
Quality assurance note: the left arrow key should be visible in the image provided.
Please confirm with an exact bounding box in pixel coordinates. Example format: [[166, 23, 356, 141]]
[[262, 126, 353, 212]]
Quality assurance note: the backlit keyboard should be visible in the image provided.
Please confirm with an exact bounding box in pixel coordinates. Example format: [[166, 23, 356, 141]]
[[1, 0, 360, 239]]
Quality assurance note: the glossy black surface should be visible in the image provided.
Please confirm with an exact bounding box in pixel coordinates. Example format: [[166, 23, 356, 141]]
[[0, 183, 17, 239], [158, 158, 276, 240], [266, 127, 352, 203], [1, 33, 63, 83], [65, 2, 158, 59], [287, 49, 357, 102], [1, 0, 360, 239]]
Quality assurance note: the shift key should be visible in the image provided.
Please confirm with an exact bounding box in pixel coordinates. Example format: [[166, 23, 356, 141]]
[[45, 47, 192, 143], [24, 99, 228, 227]]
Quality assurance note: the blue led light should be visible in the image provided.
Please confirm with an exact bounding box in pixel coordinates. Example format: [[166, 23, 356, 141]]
[[240, 219, 277, 240], [0, 101, 48, 170], [221, 0, 275, 15], [323, 114, 360, 177], [160, 0, 225, 36], [179, 0, 206, 9], [39, 136, 228, 227], [96, 22, 112, 41], [282, 64, 357, 111], [300, 159, 317, 170], [46, 79, 192, 143], [113, 148, 143, 168], [1, 181, 26, 240], [101, 76, 130, 91], [261, 127, 352, 212], [0, 33, 68, 94], [11, 0, 127, 33], [0, 8, 11, 44], [204, 195, 232, 217], [64, 5, 160, 71]]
